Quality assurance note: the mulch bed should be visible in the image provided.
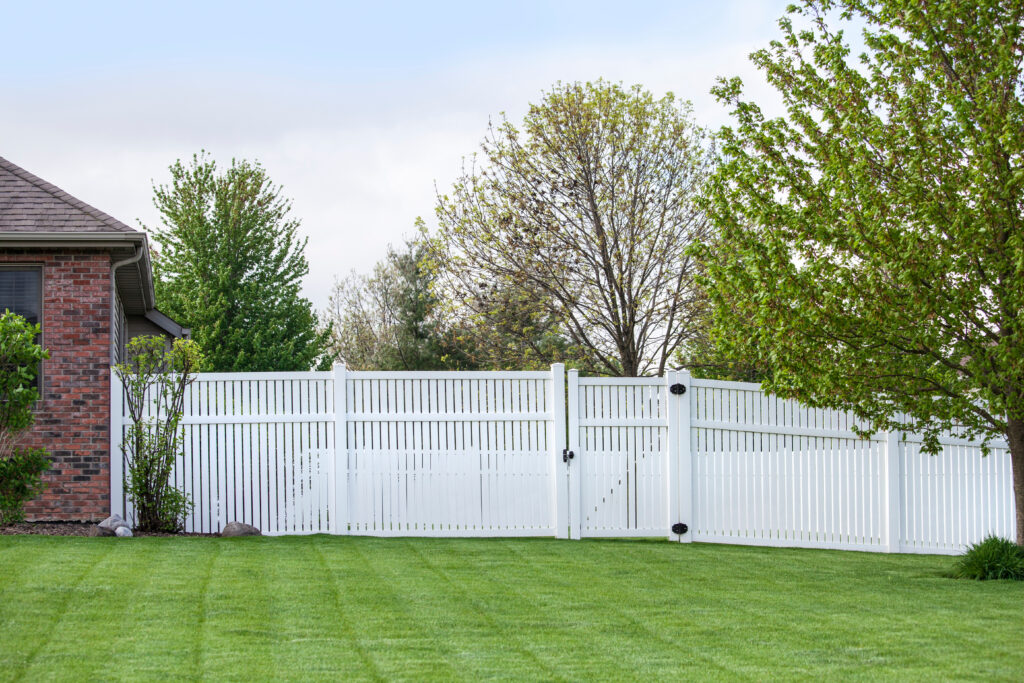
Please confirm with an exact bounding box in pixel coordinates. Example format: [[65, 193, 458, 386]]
[[0, 522, 214, 537]]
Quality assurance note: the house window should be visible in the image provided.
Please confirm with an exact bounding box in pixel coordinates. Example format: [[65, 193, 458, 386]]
[[0, 267, 43, 391]]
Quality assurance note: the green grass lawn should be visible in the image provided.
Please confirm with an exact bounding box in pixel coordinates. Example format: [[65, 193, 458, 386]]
[[0, 536, 1020, 681]]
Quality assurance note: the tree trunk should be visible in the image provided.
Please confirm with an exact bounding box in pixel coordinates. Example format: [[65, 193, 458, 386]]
[[1007, 417, 1024, 546]]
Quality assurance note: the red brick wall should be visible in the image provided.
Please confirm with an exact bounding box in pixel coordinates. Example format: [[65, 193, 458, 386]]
[[1, 249, 112, 521]]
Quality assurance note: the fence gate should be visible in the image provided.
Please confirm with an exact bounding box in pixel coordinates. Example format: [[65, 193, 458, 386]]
[[566, 371, 689, 539]]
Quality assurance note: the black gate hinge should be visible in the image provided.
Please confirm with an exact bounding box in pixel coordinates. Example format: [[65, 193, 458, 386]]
[[562, 448, 575, 463]]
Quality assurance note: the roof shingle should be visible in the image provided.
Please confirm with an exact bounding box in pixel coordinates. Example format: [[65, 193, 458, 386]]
[[0, 155, 138, 234]]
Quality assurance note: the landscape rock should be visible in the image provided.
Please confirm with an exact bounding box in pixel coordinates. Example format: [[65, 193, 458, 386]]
[[115, 526, 133, 537], [98, 514, 129, 531], [221, 521, 261, 537]]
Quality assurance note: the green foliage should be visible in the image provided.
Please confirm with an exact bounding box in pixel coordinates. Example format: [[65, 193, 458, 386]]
[[0, 447, 49, 525], [951, 536, 1024, 581], [0, 312, 49, 524], [698, 1, 1024, 541], [149, 153, 333, 372], [114, 336, 202, 532], [326, 235, 478, 370], [0, 311, 49, 434], [432, 80, 714, 376]]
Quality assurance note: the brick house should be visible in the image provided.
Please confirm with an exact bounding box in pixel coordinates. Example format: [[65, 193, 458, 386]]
[[0, 156, 187, 520]]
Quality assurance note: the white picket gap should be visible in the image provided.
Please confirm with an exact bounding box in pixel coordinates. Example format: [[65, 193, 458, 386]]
[[109, 367, 1016, 553]]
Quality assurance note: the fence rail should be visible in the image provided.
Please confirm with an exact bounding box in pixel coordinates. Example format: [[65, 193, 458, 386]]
[[110, 366, 1016, 553]]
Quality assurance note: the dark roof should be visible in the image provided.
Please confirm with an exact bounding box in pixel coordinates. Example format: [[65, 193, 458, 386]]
[[145, 309, 190, 339], [0, 155, 138, 234], [0, 154, 161, 318]]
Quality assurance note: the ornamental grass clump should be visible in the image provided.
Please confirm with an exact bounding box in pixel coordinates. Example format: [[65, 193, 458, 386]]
[[114, 336, 202, 532], [950, 536, 1024, 581], [0, 311, 49, 525]]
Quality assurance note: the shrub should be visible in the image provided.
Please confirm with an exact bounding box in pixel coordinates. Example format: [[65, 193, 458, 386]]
[[0, 447, 49, 524], [114, 336, 202, 532], [0, 311, 50, 525], [951, 536, 1024, 581]]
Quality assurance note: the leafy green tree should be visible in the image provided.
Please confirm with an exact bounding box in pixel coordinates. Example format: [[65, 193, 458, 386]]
[[149, 153, 332, 372], [115, 336, 202, 532], [432, 80, 714, 377], [699, 0, 1024, 542], [326, 236, 476, 370], [0, 311, 49, 524]]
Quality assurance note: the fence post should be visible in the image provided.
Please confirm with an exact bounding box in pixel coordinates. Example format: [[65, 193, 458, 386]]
[[674, 370, 694, 544], [567, 369, 582, 540], [666, 370, 693, 543], [109, 369, 124, 519], [332, 364, 349, 535], [883, 430, 901, 553], [550, 363, 568, 539]]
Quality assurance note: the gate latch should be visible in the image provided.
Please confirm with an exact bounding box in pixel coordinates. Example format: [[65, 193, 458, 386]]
[[562, 448, 575, 464]]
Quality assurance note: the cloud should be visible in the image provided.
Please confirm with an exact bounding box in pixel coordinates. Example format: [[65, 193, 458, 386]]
[[0, 33, 784, 313]]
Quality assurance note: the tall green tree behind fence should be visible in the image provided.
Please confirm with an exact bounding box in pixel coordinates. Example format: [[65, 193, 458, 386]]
[[698, 0, 1024, 543], [149, 153, 332, 372]]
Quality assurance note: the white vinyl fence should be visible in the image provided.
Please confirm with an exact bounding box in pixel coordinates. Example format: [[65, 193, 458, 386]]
[[111, 366, 1016, 554]]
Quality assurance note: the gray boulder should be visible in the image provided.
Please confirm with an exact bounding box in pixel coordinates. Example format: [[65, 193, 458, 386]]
[[221, 521, 261, 537], [115, 526, 133, 537], [98, 514, 130, 531]]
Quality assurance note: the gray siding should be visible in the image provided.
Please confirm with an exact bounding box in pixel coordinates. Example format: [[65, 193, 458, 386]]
[[125, 315, 174, 352]]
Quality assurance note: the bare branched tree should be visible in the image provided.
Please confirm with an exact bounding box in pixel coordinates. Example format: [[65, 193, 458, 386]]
[[431, 81, 714, 376]]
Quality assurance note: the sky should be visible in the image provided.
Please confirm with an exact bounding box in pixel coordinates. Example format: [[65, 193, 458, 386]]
[[0, 0, 793, 312]]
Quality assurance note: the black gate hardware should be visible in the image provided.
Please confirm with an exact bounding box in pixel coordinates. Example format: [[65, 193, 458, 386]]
[[562, 448, 575, 463], [672, 522, 689, 536], [669, 383, 687, 395]]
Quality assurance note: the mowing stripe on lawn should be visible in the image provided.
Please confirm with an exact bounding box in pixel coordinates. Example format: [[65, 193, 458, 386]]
[[402, 538, 564, 681], [310, 538, 386, 681], [495, 538, 742, 680], [8, 541, 113, 682], [190, 536, 221, 680], [333, 537, 465, 680]]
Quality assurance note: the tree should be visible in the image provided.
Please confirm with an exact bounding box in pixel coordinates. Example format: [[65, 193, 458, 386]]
[[149, 153, 332, 372], [432, 80, 714, 377], [699, 0, 1024, 543], [675, 323, 770, 384], [0, 311, 49, 524], [325, 236, 475, 370], [115, 336, 202, 532], [448, 273, 586, 371]]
